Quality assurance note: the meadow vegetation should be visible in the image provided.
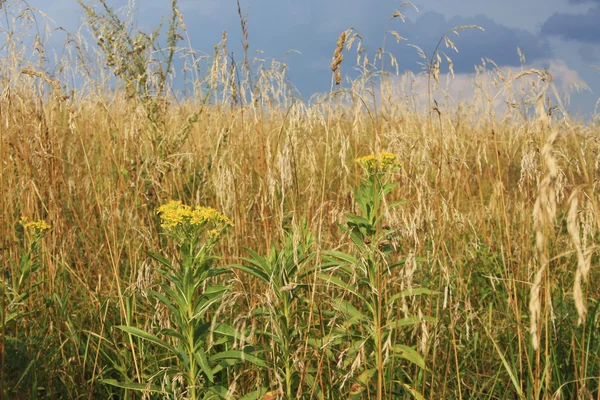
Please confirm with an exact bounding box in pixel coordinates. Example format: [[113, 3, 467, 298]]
[[1, 0, 600, 399]]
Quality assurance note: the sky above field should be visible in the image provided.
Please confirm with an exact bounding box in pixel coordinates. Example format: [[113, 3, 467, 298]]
[[10, 0, 600, 116]]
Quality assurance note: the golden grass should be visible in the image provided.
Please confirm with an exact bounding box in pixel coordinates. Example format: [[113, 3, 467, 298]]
[[1, 1, 600, 398]]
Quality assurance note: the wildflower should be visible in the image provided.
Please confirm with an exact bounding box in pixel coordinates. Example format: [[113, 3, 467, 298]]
[[156, 200, 233, 231], [380, 152, 400, 171], [190, 206, 233, 227], [156, 200, 192, 228], [355, 152, 401, 174], [355, 154, 378, 173], [207, 229, 220, 242], [19, 216, 51, 233]]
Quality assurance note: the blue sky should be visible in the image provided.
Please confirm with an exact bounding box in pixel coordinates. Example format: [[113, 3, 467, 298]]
[[10, 0, 600, 115]]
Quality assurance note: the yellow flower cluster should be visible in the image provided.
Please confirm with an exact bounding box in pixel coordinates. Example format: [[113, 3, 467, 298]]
[[207, 229, 221, 241], [19, 216, 51, 232], [355, 152, 401, 174], [156, 200, 233, 229]]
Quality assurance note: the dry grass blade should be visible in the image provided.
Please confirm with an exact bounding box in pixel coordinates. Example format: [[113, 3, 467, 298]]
[[529, 88, 559, 351], [399, 2, 419, 12], [451, 25, 485, 33], [567, 189, 591, 324]]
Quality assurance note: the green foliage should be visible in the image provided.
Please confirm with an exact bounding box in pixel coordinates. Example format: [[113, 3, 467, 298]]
[[231, 218, 315, 399], [320, 153, 434, 399], [100, 201, 263, 399], [1, 219, 50, 399]]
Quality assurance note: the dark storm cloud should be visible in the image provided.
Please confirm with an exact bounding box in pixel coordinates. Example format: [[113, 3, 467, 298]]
[[394, 12, 551, 73], [25, 1, 553, 98], [169, 3, 551, 97], [578, 44, 600, 63], [541, 6, 600, 43]]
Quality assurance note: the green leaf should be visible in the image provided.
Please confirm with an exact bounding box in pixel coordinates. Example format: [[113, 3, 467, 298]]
[[211, 349, 267, 367], [391, 381, 426, 400], [386, 288, 439, 308], [303, 373, 324, 398], [0, 311, 19, 328], [332, 298, 366, 324], [207, 266, 230, 279], [244, 248, 271, 271], [194, 347, 214, 382], [249, 306, 272, 318], [230, 263, 270, 283], [348, 229, 369, 249], [358, 368, 377, 385], [212, 323, 243, 340], [204, 285, 231, 295], [389, 199, 407, 209], [148, 289, 179, 316], [99, 378, 162, 393], [390, 316, 435, 329], [317, 273, 365, 303], [382, 182, 399, 194], [318, 260, 354, 276], [114, 325, 176, 353], [146, 250, 173, 270], [322, 250, 359, 265], [482, 323, 525, 399], [207, 385, 231, 399], [159, 328, 186, 342], [393, 344, 426, 370], [347, 214, 372, 228], [161, 282, 187, 310], [194, 322, 212, 342], [193, 295, 226, 319]]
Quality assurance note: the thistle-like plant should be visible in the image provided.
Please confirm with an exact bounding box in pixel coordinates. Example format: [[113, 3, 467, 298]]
[[320, 153, 434, 400], [102, 200, 264, 399]]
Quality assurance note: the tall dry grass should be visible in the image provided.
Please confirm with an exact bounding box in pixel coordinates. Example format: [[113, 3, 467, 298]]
[[1, 0, 600, 399]]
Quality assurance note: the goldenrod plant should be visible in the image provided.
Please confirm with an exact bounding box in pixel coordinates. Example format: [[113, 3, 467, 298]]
[[1, 218, 48, 325], [320, 153, 435, 400], [2, 218, 50, 331], [101, 201, 264, 399], [1, 218, 50, 398]]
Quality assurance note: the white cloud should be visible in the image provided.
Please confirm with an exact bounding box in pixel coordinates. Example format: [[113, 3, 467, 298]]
[[381, 58, 589, 116]]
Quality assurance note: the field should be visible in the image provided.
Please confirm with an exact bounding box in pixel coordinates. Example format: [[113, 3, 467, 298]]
[[2, 1, 600, 399]]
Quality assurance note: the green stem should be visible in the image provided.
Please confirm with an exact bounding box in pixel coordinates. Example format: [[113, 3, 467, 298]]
[[282, 295, 293, 399], [375, 268, 384, 400], [188, 321, 197, 400], [371, 176, 385, 399], [185, 254, 197, 400]]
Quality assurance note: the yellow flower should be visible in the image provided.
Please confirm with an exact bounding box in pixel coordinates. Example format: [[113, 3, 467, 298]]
[[355, 154, 377, 172], [207, 229, 220, 241], [19, 216, 51, 232], [355, 152, 400, 174], [189, 206, 214, 225], [156, 201, 233, 229], [380, 152, 400, 170], [216, 213, 234, 227], [156, 200, 192, 228]]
